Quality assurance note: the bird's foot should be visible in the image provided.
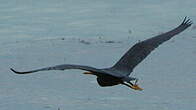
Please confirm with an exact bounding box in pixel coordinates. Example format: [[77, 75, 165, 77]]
[[83, 71, 94, 75]]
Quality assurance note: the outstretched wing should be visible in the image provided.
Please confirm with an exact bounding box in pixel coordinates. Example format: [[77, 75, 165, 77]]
[[111, 17, 192, 76], [10, 64, 123, 77]]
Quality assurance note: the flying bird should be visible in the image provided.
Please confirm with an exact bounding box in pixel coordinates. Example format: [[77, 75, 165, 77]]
[[11, 17, 192, 91]]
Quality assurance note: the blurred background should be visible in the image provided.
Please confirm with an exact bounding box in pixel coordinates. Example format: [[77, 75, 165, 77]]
[[0, 0, 196, 110]]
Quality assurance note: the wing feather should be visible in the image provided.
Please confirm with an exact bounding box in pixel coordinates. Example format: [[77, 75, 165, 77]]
[[10, 64, 124, 77], [111, 17, 192, 76]]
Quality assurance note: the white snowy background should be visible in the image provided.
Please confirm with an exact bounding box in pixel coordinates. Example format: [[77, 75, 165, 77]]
[[0, 0, 196, 110]]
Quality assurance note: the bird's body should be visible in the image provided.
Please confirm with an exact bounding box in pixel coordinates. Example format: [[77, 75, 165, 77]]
[[96, 74, 123, 87], [83, 71, 122, 86], [11, 17, 192, 91]]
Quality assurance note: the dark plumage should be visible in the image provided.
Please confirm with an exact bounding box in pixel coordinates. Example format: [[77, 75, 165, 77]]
[[11, 17, 192, 91]]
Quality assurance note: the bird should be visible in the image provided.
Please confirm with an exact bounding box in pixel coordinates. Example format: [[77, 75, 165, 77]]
[[10, 17, 192, 91]]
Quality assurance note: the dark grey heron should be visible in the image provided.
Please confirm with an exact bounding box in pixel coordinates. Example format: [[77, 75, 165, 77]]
[[11, 17, 192, 91]]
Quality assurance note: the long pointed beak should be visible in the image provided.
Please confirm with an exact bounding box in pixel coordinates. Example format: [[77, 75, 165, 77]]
[[130, 84, 143, 91], [122, 82, 143, 91]]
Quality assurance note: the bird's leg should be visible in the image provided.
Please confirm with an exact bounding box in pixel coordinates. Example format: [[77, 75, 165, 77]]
[[83, 71, 94, 75]]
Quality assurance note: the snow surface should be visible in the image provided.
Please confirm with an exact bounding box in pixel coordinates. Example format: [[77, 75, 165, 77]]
[[0, 0, 196, 110]]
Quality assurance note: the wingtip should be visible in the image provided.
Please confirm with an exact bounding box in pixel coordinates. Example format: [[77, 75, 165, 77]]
[[10, 68, 23, 74], [10, 68, 17, 73], [182, 16, 187, 24], [181, 16, 193, 26]]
